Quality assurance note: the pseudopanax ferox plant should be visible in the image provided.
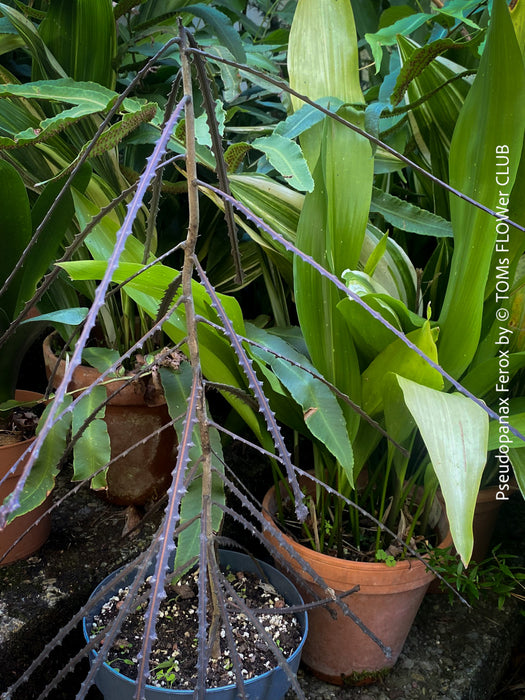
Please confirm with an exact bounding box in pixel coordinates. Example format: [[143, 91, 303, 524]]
[[0, 0, 524, 696]]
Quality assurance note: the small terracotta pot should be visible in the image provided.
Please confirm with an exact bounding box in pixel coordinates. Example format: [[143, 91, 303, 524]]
[[262, 481, 451, 685], [0, 390, 51, 566], [43, 334, 177, 506], [469, 486, 507, 563], [436, 482, 518, 565]]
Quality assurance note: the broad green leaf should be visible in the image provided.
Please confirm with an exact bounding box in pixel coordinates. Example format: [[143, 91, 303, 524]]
[[323, 107, 373, 275], [82, 347, 121, 374], [0, 159, 32, 322], [246, 323, 354, 486], [397, 376, 489, 565], [0, 78, 116, 106], [0, 3, 66, 79], [37, 0, 117, 88], [288, 0, 363, 111], [185, 4, 246, 63], [288, 0, 363, 167], [72, 385, 110, 490], [289, 3, 374, 434], [159, 364, 225, 575], [194, 100, 226, 148], [252, 135, 314, 193], [461, 352, 525, 400], [361, 321, 443, 417], [438, 0, 525, 378], [7, 395, 72, 524], [229, 173, 302, 246], [337, 291, 424, 364], [510, 447, 525, 498], [21, 307, 89, 327], [273, 97, 344, 141], [488, 413, 525, 450], [370, 187, 453, 238], [294, 157, 362, 439], [366, 14, 431, 72], [58, 258, 265, 442]]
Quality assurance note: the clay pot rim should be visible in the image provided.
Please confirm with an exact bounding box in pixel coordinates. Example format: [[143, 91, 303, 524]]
[[0, 390, 44, 461], [262, 482, 452, 577], [474, 482, 520, 501], [42, 332, 166, 407], [0, 390, 51, 566]]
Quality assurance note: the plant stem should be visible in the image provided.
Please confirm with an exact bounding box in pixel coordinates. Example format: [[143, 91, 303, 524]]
[[179, 22, 221, 660]]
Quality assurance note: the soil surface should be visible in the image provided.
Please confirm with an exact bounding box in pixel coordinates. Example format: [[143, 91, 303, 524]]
[[0, 404, 40, 446], [89, 566, 302, 690]]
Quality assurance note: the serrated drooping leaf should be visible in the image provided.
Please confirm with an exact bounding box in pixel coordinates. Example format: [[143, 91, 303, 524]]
[[90, 103, 157, 156], [39, 102, 158, 184], [390, 37, 477, 106], [252, 135, 314, 192], [370, 187, 453, 238], [246, 323, 354, 487], [0, 79, 118, 149], [159, 364, 225, 575], [72, 385, 110, 490], [224, 142, 251, 172], [7, 395, 72, 524]]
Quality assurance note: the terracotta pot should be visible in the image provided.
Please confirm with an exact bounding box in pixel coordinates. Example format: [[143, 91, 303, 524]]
[[261, 481, 451, 685], [43, 334, 177, 506], [0, 390, 51, 566], [436, 482, 518, 565]]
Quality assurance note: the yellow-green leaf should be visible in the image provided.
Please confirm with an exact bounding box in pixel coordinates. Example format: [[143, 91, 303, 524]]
[[361, 321, 443, 417], [397, 377, 489, 566]]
